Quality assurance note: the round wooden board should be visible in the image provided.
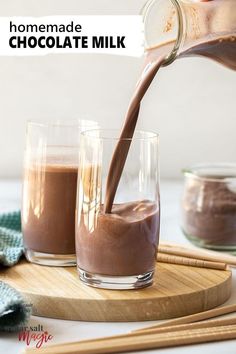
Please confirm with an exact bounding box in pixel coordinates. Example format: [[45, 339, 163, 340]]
[[0, 260, 231, 322]]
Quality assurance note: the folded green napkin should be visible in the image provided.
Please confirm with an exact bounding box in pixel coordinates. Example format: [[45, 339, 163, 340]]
[[0, 211, 23, 266], [0, 281, 31, 332], [0, 210, 31, 332]]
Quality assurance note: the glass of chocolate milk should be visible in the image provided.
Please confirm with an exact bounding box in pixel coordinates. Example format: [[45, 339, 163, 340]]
[[22, 119, 98, 266], [76, 129, 160, 289]]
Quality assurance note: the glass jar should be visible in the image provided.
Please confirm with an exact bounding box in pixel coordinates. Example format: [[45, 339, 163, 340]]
[[142, 0, 236, 69], [181, 164, 236, 253]]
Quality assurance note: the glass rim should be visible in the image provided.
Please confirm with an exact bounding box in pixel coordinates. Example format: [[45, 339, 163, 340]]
[[81, 129, 159, 141], [27, 118, 98, 128], [142, 0, 184, 66], [182, 163, 236, 182]]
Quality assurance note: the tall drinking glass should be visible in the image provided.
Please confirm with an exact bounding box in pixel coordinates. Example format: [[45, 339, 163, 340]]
[[22, 119, 98, 266], [76, 129, 160, 289]]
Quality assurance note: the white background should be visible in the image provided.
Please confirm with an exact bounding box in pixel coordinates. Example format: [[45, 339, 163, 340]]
[[0, 0, 235, 179], [0, 3, 236, 352]]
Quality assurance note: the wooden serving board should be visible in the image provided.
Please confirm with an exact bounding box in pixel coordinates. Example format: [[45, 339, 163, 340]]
[[0, 260, 231, 322]]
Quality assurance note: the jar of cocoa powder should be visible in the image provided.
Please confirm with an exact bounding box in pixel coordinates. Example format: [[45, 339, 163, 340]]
[[181, 164, 236, 252]]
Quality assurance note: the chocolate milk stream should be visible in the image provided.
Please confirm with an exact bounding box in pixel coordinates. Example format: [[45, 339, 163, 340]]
[[104, 36, 236, 213]]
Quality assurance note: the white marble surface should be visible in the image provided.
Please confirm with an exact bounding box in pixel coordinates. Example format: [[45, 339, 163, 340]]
[[1, 179, 236, 354]]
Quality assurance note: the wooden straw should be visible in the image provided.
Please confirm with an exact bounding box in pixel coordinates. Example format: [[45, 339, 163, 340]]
[[25, 316, 236, 352], [134, 316, 236, 336], [24, 324, 236, 354], [157, 252, 227, 270], [161, 242, 236, 259], [65, 317, 236, 345], [134, 303, 236, 332], [159, 243, 236, 267]]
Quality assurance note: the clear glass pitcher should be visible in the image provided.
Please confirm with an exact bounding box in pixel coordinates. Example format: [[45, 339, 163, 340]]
[[142, 0, 236, 69]]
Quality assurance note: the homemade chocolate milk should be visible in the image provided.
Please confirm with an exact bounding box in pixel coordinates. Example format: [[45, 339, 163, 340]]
[[182, 174, 236, 248], [22, 119, 98, 265], [22, 164, 78, 255], [76, 35, 235, 278], [77, 201, 159, 276], [104, 36, 236, 213]]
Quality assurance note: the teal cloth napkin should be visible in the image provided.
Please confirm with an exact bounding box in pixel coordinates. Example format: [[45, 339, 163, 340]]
[[0, 210, 31, 332], [0, 281, 31, 332], [0, 211, 23, 266]]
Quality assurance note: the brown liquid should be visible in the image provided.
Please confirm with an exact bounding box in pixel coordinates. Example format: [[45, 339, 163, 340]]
[[76, 201, 159, 276], [181, 37, 236, 71], [104, 51, 168, 213], [76, 36, 235, 276], [24, 27, 236, 262], [104, 36, 236, 213], [182, 176, 236, 247], [22, 164, 78, 254]]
